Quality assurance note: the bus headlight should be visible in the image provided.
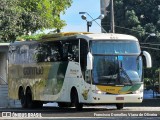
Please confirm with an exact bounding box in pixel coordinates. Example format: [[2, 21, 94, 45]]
[[132, 85, 143, 94], [133, 90, 142, 94], [92, 90, 106, 94]]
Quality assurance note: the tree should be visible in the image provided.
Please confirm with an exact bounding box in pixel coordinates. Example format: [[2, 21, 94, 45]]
[[102, 0, 160, 74], [0, 0, 72, 42], [0, 0, 22, 42], [102, 0, 160, 42]]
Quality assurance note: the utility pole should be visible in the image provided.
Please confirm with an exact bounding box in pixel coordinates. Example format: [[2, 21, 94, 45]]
[[110, 0, 115, 33], [87, 21, 92, 32], [159, 71, 160, 94], [57, 15, 60, 33]]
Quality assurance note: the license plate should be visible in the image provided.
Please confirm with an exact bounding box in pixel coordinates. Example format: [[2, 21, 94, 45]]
[[116, 97, 124, 100]]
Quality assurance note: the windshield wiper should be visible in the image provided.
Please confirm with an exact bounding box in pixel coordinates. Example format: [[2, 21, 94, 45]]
[[120, 67, 133, 85], [100, 75, 117, 79]]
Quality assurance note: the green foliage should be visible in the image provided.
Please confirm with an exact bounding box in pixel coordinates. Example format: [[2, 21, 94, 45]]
[[132, 25, 145, 39], [16, 34, 45, 41], [144, 23, 156, 33], [102, 0, 160, 41], [144, 67, 159, 87], [125, 10, 140, 27], [0, 0, 22, 42], [102, 0, 160, 72], [0, 0, 72, 42]]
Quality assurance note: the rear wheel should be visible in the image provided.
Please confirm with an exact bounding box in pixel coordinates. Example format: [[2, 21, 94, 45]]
[[19, 89, 27, 108], [26, 89, 43, 108], [26, 89, 34, 108], [71, 89, 83, 111], [34, 101, 43, 108], [116, 103, 124, 110], [58, 102, 71, 108]]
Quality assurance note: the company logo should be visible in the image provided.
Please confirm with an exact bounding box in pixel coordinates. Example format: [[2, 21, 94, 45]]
[[2, 112, 11, 118], [2, 112, 42, 118], [23, 66, 43, 76]]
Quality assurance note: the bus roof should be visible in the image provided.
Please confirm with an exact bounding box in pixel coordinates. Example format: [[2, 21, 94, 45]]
[[41, 32, 138, 42], [12, 32, 139, 45], [76, 33, 138, 41], [0, 43, 10, 46]]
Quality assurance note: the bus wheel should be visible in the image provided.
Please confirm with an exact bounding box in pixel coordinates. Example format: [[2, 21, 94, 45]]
[[26, 89, 34, 108], [34, 101, 43, 108], [71, 90, 83, 111], [58, 102, 71, 108], [19, 89, 27, 108], [116, 103, 124, 110]]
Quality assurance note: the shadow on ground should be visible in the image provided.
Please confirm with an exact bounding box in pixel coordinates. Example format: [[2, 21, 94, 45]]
[[126, 98, 160, 107]]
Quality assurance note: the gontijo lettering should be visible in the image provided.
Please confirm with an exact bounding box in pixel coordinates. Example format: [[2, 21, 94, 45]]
[[23, 67, 43, 76]]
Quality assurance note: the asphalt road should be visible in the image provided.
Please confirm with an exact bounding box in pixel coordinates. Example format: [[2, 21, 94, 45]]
[[0, 99, 160, 119], [0, 106, 160, 119]]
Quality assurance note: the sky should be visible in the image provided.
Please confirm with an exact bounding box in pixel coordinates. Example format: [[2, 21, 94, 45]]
[[61, 0, 102, 33]]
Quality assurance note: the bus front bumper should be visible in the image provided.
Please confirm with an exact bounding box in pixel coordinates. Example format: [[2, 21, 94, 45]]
[[86, 93, 143, 104]]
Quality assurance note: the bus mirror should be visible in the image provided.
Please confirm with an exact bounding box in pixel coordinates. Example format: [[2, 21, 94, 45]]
[[87, 52, 93, 70], [142, 51, 152, 68]]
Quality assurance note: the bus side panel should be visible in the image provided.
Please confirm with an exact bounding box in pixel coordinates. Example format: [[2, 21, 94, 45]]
[[8, 64, 22, 99], [33, 62, 68, 101], [61, 62, 82, 102], [8, 61, 69, 102]]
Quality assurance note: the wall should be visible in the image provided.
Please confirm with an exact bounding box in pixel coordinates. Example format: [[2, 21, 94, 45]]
[[0, 52, 7, 84]]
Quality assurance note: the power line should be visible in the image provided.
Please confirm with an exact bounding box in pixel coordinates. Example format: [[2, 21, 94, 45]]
[[102, 24, 144, 33], [140, 43, 160, 46], [141, 46, 160, 51]]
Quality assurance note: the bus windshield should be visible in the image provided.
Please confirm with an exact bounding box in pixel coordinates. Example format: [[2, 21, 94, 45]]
[[91, 40, 140, 54], [91, 40, 142, 85]]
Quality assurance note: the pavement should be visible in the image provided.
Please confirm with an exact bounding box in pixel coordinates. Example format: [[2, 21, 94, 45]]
[[126, 90, 160, 107], [126, 98, 160, 107], [44, 90, 160, 108]]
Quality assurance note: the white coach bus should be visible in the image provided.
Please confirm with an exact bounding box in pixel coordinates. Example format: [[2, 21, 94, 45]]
[[8, 32, 152, 110]]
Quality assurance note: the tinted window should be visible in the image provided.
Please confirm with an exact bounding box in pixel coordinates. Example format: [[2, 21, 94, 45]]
[[35, 40, 79, 62], [91, 40, 140, 54]]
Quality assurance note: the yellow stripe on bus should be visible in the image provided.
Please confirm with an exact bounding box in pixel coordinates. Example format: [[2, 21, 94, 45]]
[[96, 85, 131, 94]]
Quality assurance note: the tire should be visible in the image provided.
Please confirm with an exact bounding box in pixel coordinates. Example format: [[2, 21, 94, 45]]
[[116, 103, 124, 110], [71, 90, 83, 111], [58, 102, 71, 108], [34, 101, 43, 108], [19, 89, 27, 108], [26, 89, 34, 108]]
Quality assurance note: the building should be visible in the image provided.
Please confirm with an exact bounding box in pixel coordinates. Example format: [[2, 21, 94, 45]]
[[0, 43, 20, 108]]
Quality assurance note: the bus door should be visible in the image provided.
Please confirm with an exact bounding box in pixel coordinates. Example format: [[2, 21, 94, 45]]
[[80, 39, 91, 101]]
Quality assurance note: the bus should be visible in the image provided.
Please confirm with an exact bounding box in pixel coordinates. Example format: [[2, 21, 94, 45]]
[[8, 32, 152, 110]]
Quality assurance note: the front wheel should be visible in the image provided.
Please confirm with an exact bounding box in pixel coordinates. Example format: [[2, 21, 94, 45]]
[[19, 89, 27, 108], [116, 103, 124, 110], [71, 90, 83, 111]]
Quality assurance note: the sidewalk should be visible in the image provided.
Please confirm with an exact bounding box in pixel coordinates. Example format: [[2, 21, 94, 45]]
[[126, 98, 160, 107], [143, 89, 160, 99], [126, 90, 160, 107]]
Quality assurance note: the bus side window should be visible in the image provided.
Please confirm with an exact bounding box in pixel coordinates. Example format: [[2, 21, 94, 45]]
[[35, 43, 49, 62], [72, 44, 79, 62], [61, 40, 79, 62], [62, 42, 69, 61], [50, 41, 62, 62], [29, 43, 37, 63], [35, 41, 63, 62], [19, 45, 29, 64], [68, 40, 79, 62], [9, 45, 19, 64]]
